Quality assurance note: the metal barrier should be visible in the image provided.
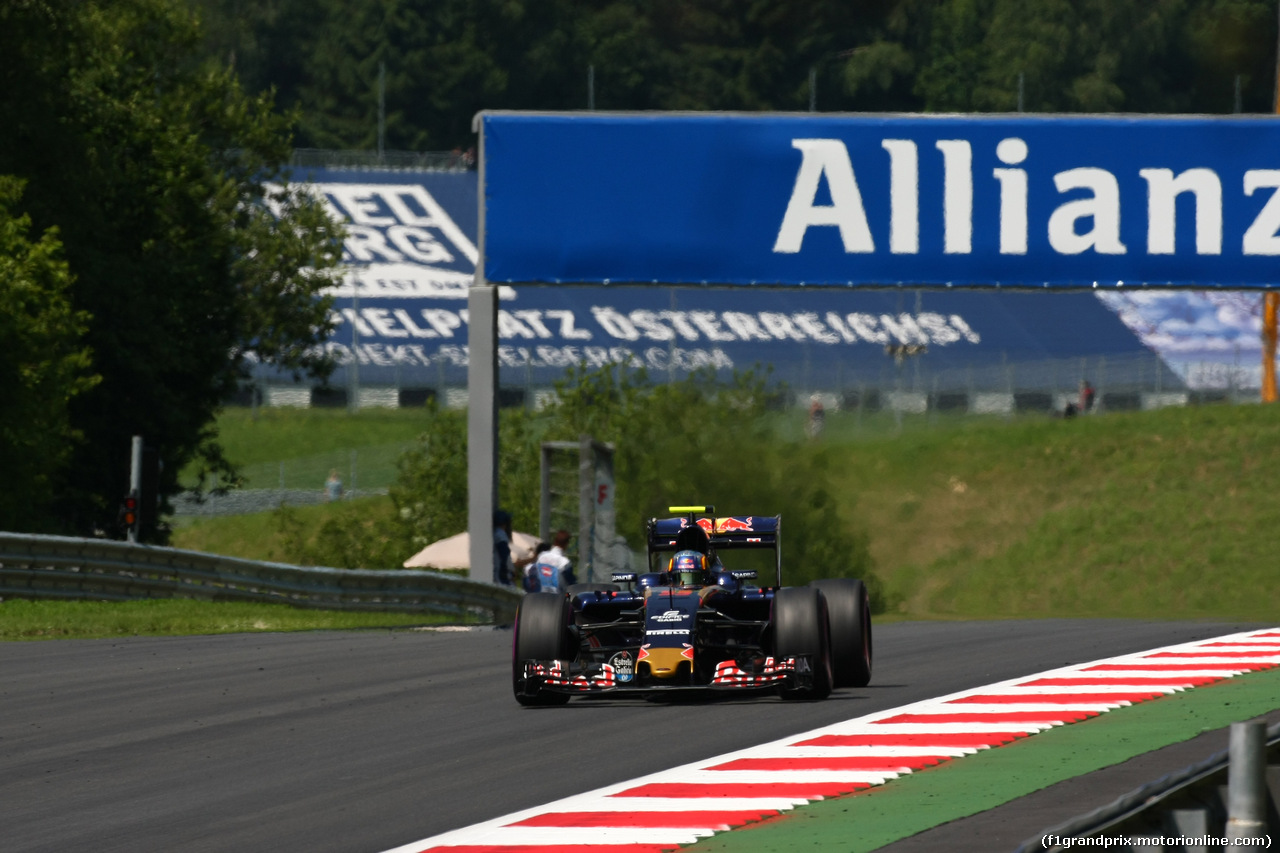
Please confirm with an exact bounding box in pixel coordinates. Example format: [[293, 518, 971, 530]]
[[1017, 720, 1280, 852], [0, 533, 520, 623]]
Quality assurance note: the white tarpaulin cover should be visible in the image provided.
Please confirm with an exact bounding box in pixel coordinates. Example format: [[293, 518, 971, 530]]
[[403, 530, 540, 570]]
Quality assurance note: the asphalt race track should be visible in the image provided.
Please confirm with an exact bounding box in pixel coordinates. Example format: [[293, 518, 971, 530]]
[[0, 619, 1265, 853]]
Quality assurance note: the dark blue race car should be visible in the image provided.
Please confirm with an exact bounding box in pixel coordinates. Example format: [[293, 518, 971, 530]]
[[512, 505, 872, 705]]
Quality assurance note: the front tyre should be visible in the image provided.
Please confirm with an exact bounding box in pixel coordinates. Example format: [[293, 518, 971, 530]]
[[773, 586, 833, 700], [811, 578, 872, 688], [512, 592, 573, 706]]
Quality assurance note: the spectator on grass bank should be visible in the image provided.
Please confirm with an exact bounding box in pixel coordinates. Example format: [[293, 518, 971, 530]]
[[807, 394, 826, 439], [493, 509, 515, 586], [530, 530, 573, 592], [324, 469, 343, 501], [1080, 380, 1096, 413]]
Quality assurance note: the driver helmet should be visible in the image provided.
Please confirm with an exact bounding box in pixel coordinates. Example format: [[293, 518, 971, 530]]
[[668, 549, 709, 586]]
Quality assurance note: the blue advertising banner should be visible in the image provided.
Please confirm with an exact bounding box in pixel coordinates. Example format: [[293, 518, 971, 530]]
[[275, 169, 1165, 391], [481, 112, 1280, 289]]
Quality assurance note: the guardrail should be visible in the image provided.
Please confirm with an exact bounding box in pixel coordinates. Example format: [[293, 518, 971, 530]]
[[0, 533, 520, 623], [1017, 720, 1280, 852]]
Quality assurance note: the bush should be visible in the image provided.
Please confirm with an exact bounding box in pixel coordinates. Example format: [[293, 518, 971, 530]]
[[275, 365, 883, 611]]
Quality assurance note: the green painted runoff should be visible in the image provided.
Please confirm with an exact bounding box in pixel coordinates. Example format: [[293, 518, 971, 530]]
[[689, 665, 1280, 853]]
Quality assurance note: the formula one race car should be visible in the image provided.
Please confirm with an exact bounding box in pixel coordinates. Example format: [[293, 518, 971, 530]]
[[512, 506, 872, 705]]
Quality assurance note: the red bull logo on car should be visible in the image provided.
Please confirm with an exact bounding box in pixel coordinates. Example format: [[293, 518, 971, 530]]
[[693, 516, 756, 534]]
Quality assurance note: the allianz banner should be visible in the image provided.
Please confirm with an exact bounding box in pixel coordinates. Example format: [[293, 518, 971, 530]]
[[291, 169, 1158, 387], [481, 113, 1280, 289]]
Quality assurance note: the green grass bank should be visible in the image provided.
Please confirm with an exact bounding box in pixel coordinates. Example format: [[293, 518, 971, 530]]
[[170, 401, 1280, 622]]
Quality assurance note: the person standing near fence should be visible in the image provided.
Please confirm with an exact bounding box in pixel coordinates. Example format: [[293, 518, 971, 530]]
[[807, 394, 826, 439], [324, 469, 343, 501], [531, 530, 573, 592], [493, 509, 515, 586], [1079, 379, 1096, 413]]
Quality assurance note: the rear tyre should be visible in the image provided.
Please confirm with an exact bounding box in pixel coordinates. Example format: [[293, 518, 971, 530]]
[[811, 578, 872, 688], [773, 586, 833, 700], [512, 592, 573, 706]]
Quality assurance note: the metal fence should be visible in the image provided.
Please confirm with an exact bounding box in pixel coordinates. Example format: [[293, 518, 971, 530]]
[[239, 349, 1259, 417], [289, 149, 474, 172], [0, 533, 520, 622]]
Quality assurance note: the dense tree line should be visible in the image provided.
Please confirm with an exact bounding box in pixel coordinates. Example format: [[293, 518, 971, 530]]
[[3, 0, 1276, 540], [190, 0, 1279, 151], [0, 0, 342, 538]]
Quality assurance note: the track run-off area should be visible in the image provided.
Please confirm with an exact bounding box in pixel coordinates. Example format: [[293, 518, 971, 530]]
[[1, 620, 1275, 853]]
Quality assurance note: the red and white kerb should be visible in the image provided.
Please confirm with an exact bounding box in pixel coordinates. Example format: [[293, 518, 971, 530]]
[[381, 628, 1280, 853]]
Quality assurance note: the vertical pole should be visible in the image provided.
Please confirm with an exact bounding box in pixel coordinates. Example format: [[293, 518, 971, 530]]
[[377, 61, 386, 160], [588, 65, 595, 111], [539, 444, 551, 543], [1017, 72, 1025, 112], [1265, 293, 1279, 403], [1267, 7, 1280, 402], [468, 284, 499, 582], [579, 435, 594, 584], [468, 115, 500, 585], [808, 66, 816, 113], [1235, 73, 1243, 114], [128, 436, 142, 543], [1225, 721, 1268, 842], [348, 287, 360, 412]]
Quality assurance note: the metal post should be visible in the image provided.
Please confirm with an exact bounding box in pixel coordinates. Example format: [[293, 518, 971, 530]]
[[468, 116, 499, 585], [128, 436, 143, 543], [468, 284, 499, 583], [1017, 72, 1025, 112], [809, 66, 816, 113], [539, 445, 551, 543], [578, 435, 594, 584], [1225, 721, 1268, 841], [348, 287, 360, 412], [588, 65, 595, 111], [377, 61, 386, 160]]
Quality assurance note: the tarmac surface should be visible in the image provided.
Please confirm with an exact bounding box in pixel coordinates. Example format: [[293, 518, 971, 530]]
[[0, 619, 1267, 853]]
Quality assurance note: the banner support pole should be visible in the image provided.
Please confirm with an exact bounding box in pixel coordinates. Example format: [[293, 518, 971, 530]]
[[468, 114, 500, 584]]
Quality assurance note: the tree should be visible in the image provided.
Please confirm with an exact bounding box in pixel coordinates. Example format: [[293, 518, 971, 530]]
[[0, 0, 343, 538], [0, 178, 98, 532]]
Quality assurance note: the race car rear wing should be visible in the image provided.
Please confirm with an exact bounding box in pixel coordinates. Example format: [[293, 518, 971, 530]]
[[645, 506, 782, 586]]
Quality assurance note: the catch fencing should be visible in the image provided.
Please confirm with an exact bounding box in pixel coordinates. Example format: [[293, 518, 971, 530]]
[[0, 533, 520, 622], [242, 349, 1253, 417]]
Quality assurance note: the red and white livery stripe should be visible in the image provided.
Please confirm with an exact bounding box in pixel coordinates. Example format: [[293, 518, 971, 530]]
[[380, 628, 1280, 853]]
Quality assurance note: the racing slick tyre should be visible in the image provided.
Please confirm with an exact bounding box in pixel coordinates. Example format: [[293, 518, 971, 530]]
[[512, 592, 574, 706], [810, 578, 872, 688], [772, 586, 834, 701]]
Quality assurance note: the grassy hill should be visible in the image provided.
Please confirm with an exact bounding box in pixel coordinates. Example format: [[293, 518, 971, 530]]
[[829, 404, 1280, 621], [173, 402, 1280, 622]]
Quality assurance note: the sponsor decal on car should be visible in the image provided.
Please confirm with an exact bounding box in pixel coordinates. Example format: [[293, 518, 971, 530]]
[[689, 516, 756, 533], [609, 651, 634, 683], [652, 609, 687, 623]]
